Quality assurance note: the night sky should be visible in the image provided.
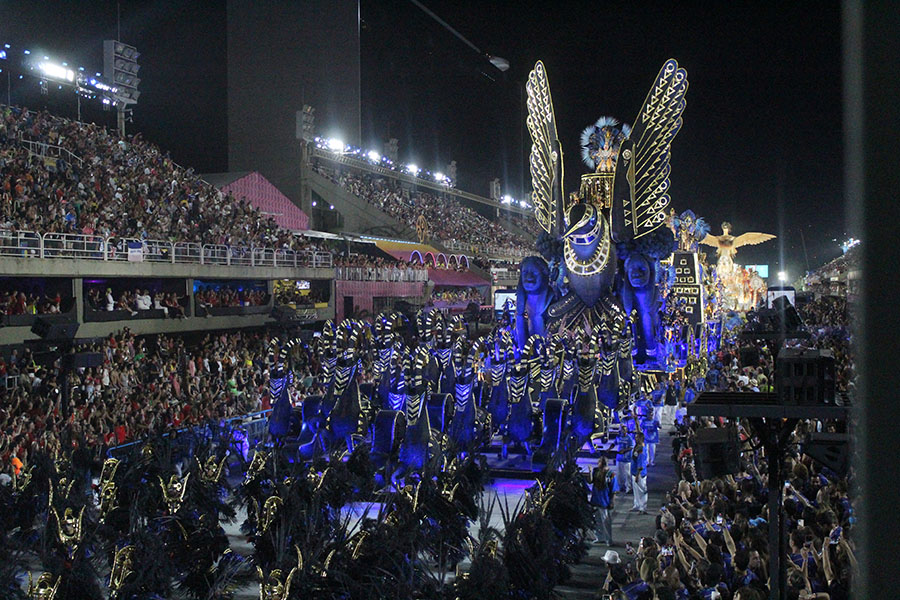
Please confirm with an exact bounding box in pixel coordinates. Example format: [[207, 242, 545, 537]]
[[0, 1, 846, 278]]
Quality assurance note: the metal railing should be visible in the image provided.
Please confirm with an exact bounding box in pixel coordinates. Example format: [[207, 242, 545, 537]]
[[335, 265, 428, 282], [106, 409, 273, 461], [443, 239, 528, 259], [0, 229, 334, 270], [18, 137, 85, 168], [310, 144, 531, 216]]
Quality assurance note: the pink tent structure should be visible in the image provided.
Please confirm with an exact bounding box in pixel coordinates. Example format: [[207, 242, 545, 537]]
[[204, 171, 309, 231]]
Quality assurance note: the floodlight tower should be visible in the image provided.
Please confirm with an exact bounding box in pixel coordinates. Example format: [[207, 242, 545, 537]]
[[103, 40, 141, 137]]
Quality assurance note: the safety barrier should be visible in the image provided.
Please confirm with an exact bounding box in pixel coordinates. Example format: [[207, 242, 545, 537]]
[[106, 409, 273, 461], [335, 265, 428, 282], [0, 230, 332, 270]]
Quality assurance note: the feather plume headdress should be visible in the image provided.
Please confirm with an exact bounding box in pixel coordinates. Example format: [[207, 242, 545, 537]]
[[580, 117, 632, 172]]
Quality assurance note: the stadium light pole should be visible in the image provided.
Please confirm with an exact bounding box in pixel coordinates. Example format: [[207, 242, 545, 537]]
[[408, 0, 509, 73]]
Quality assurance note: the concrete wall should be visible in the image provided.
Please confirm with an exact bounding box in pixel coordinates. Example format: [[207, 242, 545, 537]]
[[0, 306, 335, 347]]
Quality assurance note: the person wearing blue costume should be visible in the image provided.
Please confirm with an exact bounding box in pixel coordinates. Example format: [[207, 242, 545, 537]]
[[640, 413, 660, 466], [650, 380, 665, 423], [588, 456, 616, 545], [695, 373, 706, 392], [634, 392, 651, 419], [614, 426, 634, 494], [683, 380, 696, 405], [630, 432, 648, 513]]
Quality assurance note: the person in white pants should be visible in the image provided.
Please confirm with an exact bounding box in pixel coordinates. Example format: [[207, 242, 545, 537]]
[[614, 428, 633, 494], [661, 380, 678, 425], [631, 433, 648, 513]]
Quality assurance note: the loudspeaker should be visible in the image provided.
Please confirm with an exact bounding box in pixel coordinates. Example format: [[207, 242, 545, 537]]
[[777, 348, 836, 405], [802, 433, 849, 476], [31, 317, 79, 341], [62, 352, 104, 369], [739, 347, 760, 368], [693, 427, 741, 480]]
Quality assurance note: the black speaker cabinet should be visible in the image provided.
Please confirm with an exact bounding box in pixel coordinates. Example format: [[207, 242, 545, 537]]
[[777, 348, 836, 405], [693, 427, 741, 480]]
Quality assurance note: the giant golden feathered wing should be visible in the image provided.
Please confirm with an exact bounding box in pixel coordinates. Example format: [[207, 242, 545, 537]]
[[526, 61, 564, 236], [700, 233, 721, 248], [733, 232, 777, 248], [612, 59, 689, 241]]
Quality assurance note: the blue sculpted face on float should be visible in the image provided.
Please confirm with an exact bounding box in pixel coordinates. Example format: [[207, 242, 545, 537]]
[[620, 251, 661, 364], [625, 255, 652, 289], [515, 256, 554, 348], [520, 256, 549, 293]]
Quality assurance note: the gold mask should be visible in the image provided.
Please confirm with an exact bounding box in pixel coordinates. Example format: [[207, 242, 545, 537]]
[[109, 545, 135, 596], [159, 473, 190, 513], [200, 456, 227, 485], [259, 495, 283, 531], [27, 572, 61, 600], [51, 505, 85, 560]]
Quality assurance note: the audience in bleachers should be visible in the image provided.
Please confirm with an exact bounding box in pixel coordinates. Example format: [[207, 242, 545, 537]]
[[313, 165, 533, 255]]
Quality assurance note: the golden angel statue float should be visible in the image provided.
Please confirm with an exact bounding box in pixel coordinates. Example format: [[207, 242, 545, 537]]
[[700, 222, 775, 310], [701, 222, 775, 280]]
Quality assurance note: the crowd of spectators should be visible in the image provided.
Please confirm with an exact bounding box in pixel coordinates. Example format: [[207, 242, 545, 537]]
[[85, 284, 186, 318], [0, 105, 324, 257], [313, 165, 532, 255], [802, 247, 860, 299], [430, 286, 485, 306], [0, 329, 288, 472], [334, 254, 429, 282], [508, 212, 543, 238], [1, 104, 511, 288], [195, 285, 267, 309], [598, 297, 856, 600], [0, 288, 67, 315]]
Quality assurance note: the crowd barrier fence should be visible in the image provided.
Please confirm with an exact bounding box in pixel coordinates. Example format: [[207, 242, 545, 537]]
[[0, 230, 333, 269]]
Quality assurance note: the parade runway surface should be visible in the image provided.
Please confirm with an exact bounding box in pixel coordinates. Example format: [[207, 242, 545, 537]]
[[226, 429, 678, 599]]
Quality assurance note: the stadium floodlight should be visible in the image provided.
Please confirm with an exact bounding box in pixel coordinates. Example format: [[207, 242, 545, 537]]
[[407, 164, 420, 175], [367, 150, 381, 162], [327, 138, 345, 152], [434, 172, 445, 182], [329, 205, 335, 210], [487, 55, 510, 72], [39, 62, 75, 83], [502, 195, 513, 204], [0, 51, 5, 60], [23, 50, 30, 55], [103, 39, 140, 117], [778, 271, 788, 282], [312, 200, 317, 207]]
